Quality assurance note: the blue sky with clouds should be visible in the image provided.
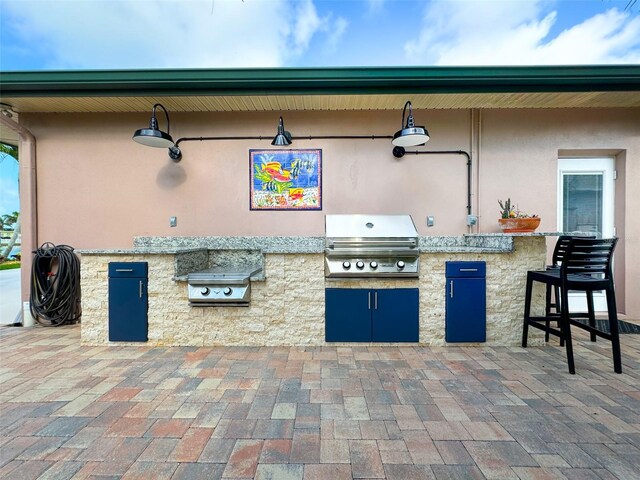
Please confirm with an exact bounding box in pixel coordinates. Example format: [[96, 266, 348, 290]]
[[1, 0, 639, 70], [0, 153, 18, 219], [1, 0, 639, 215]]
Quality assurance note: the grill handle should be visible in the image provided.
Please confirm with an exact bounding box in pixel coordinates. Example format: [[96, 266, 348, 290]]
[[327, 239, 417, 248], [187, 278, 250, 286]]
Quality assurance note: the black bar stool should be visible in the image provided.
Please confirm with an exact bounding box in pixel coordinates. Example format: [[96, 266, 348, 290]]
[[544, 235, 595, 344], [522, 237, 621, 374]]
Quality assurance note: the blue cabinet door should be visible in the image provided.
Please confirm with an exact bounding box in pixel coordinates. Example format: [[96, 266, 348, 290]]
[[325, 288, 372, 342], [445, 278, 486, 342], [108, 276, 148, 342], [373, 288, 419, 342]]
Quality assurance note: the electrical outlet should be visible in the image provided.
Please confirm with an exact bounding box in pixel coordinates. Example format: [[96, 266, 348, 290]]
[[467, 215, 478, 226], [427, 216, 435, 227], [170, 216, 177, 227]]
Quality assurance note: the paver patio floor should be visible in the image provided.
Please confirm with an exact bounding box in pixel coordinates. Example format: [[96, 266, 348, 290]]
[[1, 324, 639, 479]]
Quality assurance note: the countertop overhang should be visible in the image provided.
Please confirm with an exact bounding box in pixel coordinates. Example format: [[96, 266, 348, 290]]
[[77, 232, 575, 256]]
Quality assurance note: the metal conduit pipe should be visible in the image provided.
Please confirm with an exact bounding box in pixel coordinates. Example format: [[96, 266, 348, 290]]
[[0, 112, 37, 326], [171, 135, 394, 161], [173, 134, 472, 218], [392, 147, 472, 217], [175, 135, 395, 144]]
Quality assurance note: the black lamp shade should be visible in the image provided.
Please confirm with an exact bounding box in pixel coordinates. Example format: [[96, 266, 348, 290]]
[[272, 116, 293, 146], [133, 103, 175, 149], [392, 126, 429, 147], [392, 101, 429, 147], [271, 132, 292, 146], [133, 128, 175, 148]]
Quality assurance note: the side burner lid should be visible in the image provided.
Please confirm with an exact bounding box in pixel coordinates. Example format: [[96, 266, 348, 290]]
[[187, 266, 262, 283]]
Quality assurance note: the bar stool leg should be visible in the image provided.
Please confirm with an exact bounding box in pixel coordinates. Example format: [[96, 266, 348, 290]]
[[587, 290, 596, 342], [560, 287, 575, 374], [606, 289, 622, 374], [553, 285, 561, 313], [544, 285, 552, 342], [522, 275, 533, 348], [555, 285, 565, 347]]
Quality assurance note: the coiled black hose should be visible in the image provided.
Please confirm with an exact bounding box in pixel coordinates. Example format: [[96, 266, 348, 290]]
[[30, 243, 82, 326]]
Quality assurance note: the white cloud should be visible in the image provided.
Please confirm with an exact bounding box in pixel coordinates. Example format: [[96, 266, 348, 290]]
[[366, 0, 385, 13], [288, 1, 350, 57], [404, 0, 640, 65], [326, 16, 349, 53], [291, 0, 325, 55], [0, 0, 346, 68]]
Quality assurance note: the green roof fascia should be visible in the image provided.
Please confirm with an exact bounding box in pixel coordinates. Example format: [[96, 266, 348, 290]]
[[1, 65, 640, 97]]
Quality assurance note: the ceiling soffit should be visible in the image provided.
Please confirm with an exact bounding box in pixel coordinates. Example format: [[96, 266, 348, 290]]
[[1, 91, 639, 114]]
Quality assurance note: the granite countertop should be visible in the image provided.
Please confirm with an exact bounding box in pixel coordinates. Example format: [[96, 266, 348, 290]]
[[79, 232, 574, 256], [77, 247, 208, 255], [133, 236, 325, 253], [464, 231, 576, 237]]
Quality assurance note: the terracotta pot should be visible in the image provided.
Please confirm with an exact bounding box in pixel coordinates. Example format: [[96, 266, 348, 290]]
[[498, 217, 541, 233]]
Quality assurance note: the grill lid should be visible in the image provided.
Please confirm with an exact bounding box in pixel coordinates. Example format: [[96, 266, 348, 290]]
[[324, 215, 419, 277], [325, 214, 418, 250], [325, 214, 418, 239]]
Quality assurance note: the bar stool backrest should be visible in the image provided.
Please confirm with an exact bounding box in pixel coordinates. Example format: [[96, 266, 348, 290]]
[[552, 235, 596, 266], [561, 237, 618, 281]]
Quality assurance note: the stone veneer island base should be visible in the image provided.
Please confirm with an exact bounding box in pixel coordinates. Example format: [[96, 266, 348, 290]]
[[79, 235, 549, 347]]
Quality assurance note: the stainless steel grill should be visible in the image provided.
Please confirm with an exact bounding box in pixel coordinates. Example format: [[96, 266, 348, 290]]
[[187, 266, 262, 306], [325, 214, 419, 278]]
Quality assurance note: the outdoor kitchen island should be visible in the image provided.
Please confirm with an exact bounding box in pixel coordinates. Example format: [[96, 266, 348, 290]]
[[78, 232, 550, 347]]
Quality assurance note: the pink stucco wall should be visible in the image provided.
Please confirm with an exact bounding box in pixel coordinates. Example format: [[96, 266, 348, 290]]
[[478, 109, 639, 316], [21, 107, 640, 316]]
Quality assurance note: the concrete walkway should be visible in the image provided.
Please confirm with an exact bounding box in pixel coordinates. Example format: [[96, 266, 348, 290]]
[[0, 268, 21, 325], [0, 325, 639, 479]]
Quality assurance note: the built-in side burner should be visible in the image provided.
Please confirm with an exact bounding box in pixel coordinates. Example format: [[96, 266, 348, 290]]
[[187, 266, 262, 306], [325, 214, 420, 278]]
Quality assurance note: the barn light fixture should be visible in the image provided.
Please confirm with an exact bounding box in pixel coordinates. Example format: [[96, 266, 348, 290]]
[[271, 116, 293, 146], [391, 101, 429, 147], [133, 103, 182, 160], [0, 102, 15, 118], [132, 103, 438, 164]]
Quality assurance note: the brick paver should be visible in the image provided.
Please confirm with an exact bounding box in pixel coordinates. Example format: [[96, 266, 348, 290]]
[[1, 324, 639, 479]]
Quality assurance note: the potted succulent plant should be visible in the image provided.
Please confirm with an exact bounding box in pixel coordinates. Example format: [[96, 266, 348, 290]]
[[498, 198, 540, 233]]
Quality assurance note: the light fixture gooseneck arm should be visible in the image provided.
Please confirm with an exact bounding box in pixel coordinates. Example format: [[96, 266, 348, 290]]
[[152, 103, 171, 135], [401, 100, 414, 128]]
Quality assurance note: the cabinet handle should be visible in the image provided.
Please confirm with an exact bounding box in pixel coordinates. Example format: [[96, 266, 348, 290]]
[[374, 291, 378, 310], [116, 268, 134, 272], [450, 280, 454, 298], [368, 291, 371, 310], [139, 280, 143, 299], [459, 268, 478, 272]]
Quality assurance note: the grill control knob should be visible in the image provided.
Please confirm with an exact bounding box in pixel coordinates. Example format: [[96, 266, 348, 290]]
[[356, 261, 365, 269], [396, 260, 406, 269], [200, 287, 210, 296], [223, 287, 232, 296], [342, 261, 351, 269], [370, 261, 378, 269]]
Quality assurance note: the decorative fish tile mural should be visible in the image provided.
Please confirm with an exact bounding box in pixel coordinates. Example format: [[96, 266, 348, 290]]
[[250, 149, 322, 210]]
